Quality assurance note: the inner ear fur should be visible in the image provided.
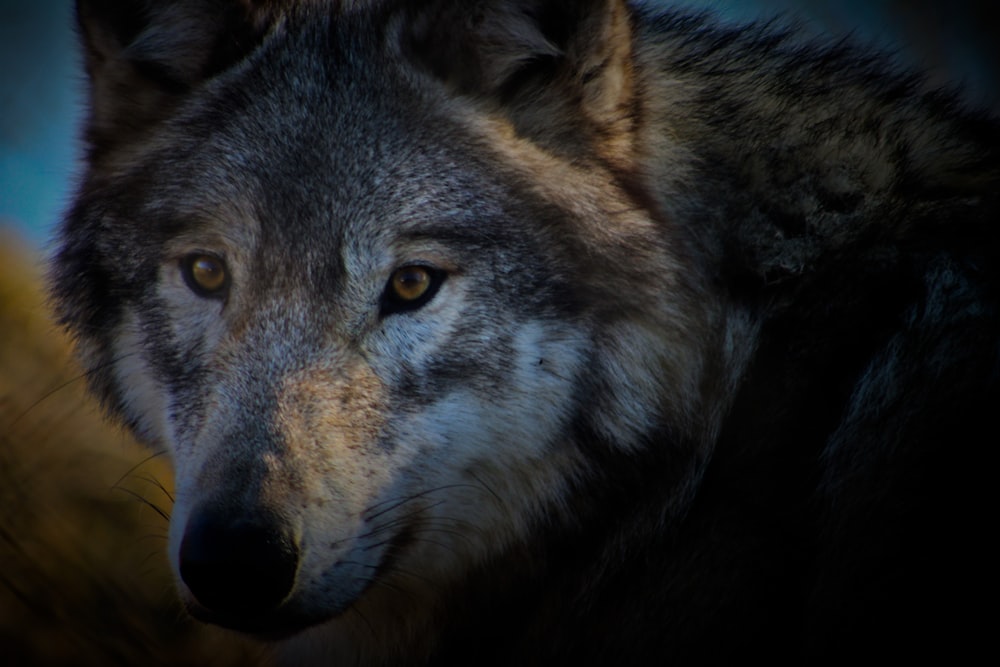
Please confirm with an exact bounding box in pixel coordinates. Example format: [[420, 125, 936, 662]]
[[401, 0, 636, 160], [76, 0, 285, 161]]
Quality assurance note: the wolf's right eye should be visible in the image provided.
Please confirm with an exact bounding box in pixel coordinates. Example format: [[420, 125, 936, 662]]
[[381, 265, 445, 316], [181, 254, 229, 298]]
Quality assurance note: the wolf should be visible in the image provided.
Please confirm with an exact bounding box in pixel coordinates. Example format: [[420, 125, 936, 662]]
[[51, 0, 997, 664]]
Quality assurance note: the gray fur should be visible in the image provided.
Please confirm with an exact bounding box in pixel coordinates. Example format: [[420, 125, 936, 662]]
[[52, 1, 997, 664]]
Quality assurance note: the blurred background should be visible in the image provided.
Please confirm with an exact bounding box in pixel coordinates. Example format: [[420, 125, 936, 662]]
[[0, 1, 996, 665], [1, 0, 997, 248]]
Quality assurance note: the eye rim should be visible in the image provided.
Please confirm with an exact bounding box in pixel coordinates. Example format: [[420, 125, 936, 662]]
[[180, 253, 230, 299], [381, 264, 446, 316]]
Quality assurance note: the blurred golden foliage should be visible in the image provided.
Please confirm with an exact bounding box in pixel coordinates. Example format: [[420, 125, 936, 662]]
[[0, 229, 267, 666]]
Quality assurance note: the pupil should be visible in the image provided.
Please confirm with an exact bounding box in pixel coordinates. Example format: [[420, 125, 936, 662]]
[[194, 258, 221, 287], [397, 269, 427, 296]]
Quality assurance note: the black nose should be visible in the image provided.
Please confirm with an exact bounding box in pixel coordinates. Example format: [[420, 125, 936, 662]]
[[179, 508, 299, 615]]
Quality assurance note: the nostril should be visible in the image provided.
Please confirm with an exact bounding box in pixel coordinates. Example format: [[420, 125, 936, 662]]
[[179, 509, 299, 615]]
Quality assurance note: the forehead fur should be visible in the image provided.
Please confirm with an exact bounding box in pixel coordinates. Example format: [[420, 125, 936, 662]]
[[53, 0, 700, 427], [84, 9, 667, 296]]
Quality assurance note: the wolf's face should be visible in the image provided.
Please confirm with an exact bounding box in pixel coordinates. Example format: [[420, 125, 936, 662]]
[[55, 2, 706, 639], [103, 36, 592, 635]]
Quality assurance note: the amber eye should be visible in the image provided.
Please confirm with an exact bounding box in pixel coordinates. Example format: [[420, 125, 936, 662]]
[[382, 265, 444, 315], [182, 254, 229, 298], [392, 266, 432, 300]]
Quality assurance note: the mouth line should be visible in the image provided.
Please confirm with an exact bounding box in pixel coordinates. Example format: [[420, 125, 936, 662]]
[[186, 602, 326, 641], [181, 537, 407, 640]]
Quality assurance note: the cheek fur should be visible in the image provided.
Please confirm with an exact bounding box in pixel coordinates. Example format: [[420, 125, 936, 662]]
[[111, 313, 174, 448], [386, 319, 587, 463]]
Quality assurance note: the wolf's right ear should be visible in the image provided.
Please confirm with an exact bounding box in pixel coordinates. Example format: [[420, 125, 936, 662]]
[[399, 0, 636, 162], [76, 0, 284, 161]]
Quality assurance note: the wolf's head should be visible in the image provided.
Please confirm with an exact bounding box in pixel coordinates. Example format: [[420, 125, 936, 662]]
[[53, 0, 711, 647]]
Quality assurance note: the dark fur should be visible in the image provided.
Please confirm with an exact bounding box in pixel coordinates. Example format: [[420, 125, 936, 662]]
[[53, 0, 998, 663]]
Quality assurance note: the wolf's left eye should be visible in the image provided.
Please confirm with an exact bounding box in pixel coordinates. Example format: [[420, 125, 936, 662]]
[[381, 265, 445, 315], [181, 254, 229, 298]]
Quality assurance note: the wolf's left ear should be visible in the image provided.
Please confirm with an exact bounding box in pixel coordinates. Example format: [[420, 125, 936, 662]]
[[401, 0, 635, 159], [76, 0, 284, 162]]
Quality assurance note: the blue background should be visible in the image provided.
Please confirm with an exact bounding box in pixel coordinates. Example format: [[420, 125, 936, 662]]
[[1, 1, 995, 249]]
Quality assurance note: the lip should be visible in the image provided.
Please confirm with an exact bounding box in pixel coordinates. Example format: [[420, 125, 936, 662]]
[[185, 601, 327, 641]]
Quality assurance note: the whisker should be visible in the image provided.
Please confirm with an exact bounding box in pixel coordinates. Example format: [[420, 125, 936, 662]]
[[127, 471, 175, 507], [145, 474, 175, 504], [360, 575, 414, 600], [111, 449, 170, 491], [379, 565, 435, 587], [466, 470, 505, 508], [333, 481, 502, 551], [404, 524, 476, 547], [349, 603, 376, 638], [362, 484, 484, 522], [6, 352, 137, 431], [111, 485, 171, 523], [340, 559, 435, 588], [359, 500, 446, 540], [363, 535, 454, 554]]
